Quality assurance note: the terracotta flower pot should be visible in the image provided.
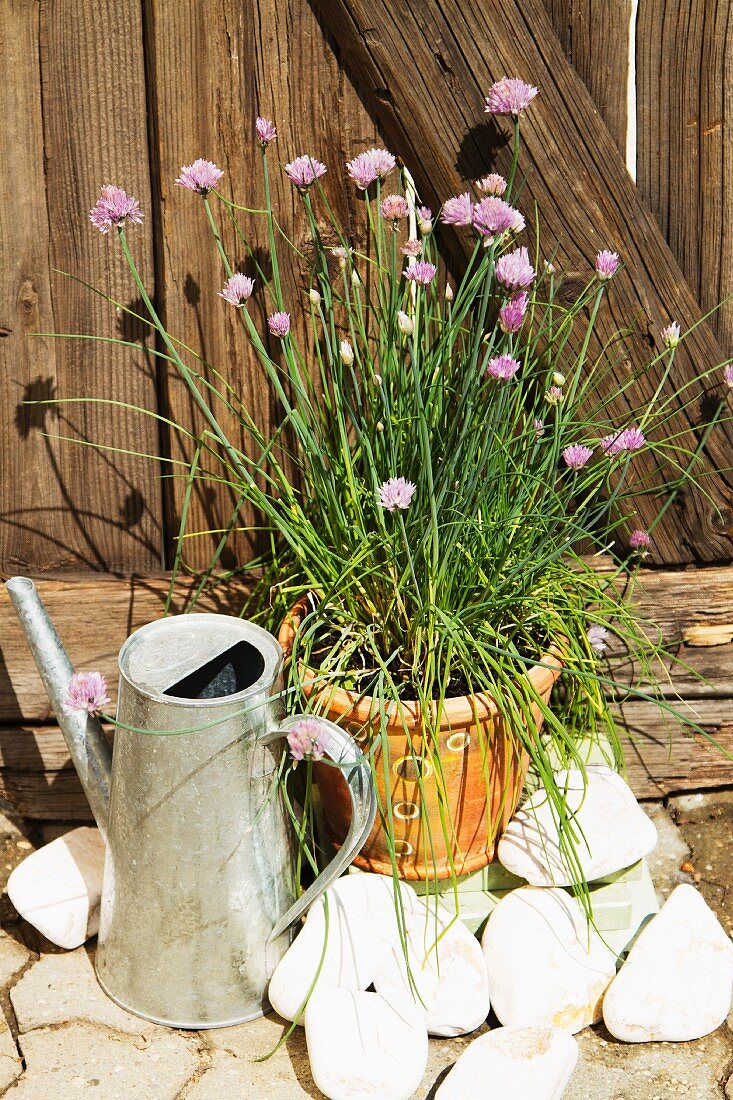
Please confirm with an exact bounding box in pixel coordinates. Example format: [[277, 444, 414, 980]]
[[277, 600, 563, 880]]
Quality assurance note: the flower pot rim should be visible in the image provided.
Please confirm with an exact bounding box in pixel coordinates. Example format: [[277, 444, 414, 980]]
[[277, 596, 564, 730]]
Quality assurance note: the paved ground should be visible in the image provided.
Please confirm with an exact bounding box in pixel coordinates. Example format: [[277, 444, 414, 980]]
[[0, 795, 729, 1098]]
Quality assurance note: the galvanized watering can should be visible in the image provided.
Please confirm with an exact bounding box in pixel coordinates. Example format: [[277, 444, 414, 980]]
[[6, 577, 376, 1028]]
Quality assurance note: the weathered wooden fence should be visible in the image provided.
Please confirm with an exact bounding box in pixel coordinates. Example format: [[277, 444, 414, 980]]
[[1, 0, 732, 816]]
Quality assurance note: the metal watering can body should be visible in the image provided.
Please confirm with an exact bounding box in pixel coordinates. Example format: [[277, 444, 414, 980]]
[[6, 580, 376, 1029]]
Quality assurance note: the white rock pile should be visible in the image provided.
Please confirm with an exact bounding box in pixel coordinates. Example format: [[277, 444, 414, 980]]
[[268, 766, 733, 1100], [6, 769, 733, 1099], [268, 873, 491, 1099]]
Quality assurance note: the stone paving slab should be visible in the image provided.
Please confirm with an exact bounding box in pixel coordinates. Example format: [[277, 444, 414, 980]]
[[201, 1014, 325, 1098], [0, 931, 31, 989], [0, 1016, 21, 1091], [10, 948, 160, 1037], [13, 1023, 199, 1098]]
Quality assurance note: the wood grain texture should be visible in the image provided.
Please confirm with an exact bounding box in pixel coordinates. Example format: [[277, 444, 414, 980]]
[[311, 0, 733, 564], [619, 699, 733, 798], [0, 4, 69, 572], [0, 767, 95, 821], [34, 0, 163, 573], [636, 0, 733, 354], [603, 562, 733, 697], [0, 726, 111, 772], [144, 0, 380, 569], [543, 0, 632, 154]]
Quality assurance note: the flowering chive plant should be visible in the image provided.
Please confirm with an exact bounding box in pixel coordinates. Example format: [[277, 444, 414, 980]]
[[70, 86, 732, 901]]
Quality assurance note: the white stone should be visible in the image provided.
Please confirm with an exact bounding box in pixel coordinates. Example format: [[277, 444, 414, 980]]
[[7, 827, 105, 950], [436, 1025, 578, 1100], [268, 872, 418, 1023], [603, 883, 733, 1042], [304, 987, 428, 1100], [498, 767, 657, 886], [481, 887, 617, 1033], [373, 901, 490, 1036]]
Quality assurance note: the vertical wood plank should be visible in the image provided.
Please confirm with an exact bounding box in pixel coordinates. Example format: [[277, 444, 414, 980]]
[[145, 0, 380, 569], [543, 0, 632, 156], [0, 3, 70, 572], [36, 0, 162, 573], [637, 0, 733, 353]]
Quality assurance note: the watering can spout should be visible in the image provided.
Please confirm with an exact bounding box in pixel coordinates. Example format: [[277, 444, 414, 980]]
[[6, 577, 112, 837]]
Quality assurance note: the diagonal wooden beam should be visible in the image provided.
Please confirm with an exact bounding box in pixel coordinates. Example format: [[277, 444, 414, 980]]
[[310, 0, 733, 564], [542, 0, 633, 158]]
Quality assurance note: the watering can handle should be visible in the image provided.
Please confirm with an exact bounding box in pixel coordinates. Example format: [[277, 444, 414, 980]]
[[260, 716, 376, 942]]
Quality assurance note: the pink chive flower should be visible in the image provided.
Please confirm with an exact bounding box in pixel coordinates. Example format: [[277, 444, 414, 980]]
[[620, 427, 646, 451], [417, 206, 433, 234], [89, 185, 144, 234], [545, 386, 564, 406], [287, 718, 328, 762], [485, 77, 538, 116], [256, 117, 277, 145], [533, 418, 545, 438], [495, 246, 536, 290], [472, 196, 525, 238], [476, 173, 507, 196], [64, 672, 110, 715], [285, 155, 327, 188], [441, 193, 474, 226], [378, 477, 413, 510], [499, 291, 529, 334], [380, 194, 410, 221], [404, 260, 436, 285], [724, 365, 733, 388], [268, 311, 291, 337], [379, 477, 417, 512], [601, 427, 646, 456], [586, 625, 608, 655], [347, 155, 376, 190], [487, 354, 521, 380], [595, 250, 620, 280], [400, 238, 422, 257], [219, 274, 255, 305], [629, 529, 652, 554], [175, 159, 224, 195], [346, 148, 396, 189], [562, 444, 594, 470], [661, 322, 681, 349]]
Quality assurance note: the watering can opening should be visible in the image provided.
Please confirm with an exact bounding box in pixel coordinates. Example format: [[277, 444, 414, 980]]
[[118, 614, 283, 710], [163, 639, 265, 700]]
